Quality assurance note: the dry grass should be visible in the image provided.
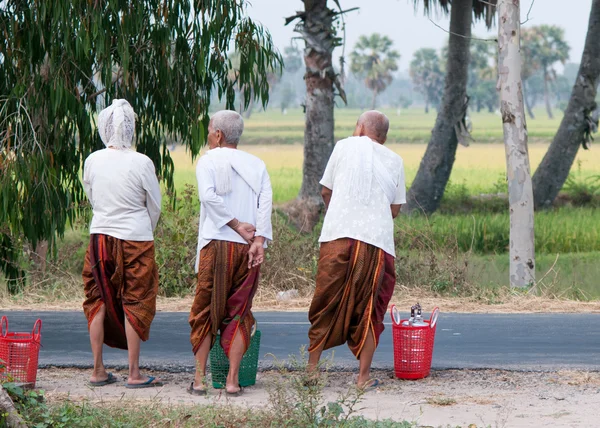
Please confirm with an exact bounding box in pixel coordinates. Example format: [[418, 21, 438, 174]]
[[426, 395, 457, 407], [3, 286, 600, 313], [552, 371, 600, 386]]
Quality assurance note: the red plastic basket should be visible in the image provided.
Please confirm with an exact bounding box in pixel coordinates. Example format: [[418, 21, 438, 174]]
[[390, 306, 439, 380], [0, 316, 42, 387]]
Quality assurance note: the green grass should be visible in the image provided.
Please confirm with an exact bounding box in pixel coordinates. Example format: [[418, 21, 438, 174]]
[[397, 207, 600, 255], [468, 252, 600, 299]]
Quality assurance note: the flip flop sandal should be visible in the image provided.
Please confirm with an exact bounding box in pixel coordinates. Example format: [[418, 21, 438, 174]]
[[125, 376, 164, 389], [89, 372, 117, 387], [361, 378, 383, 392], [187, 382, 207, 396]]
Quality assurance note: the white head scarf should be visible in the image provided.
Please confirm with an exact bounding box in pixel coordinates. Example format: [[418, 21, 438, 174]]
[[97, 99, 136, 149]]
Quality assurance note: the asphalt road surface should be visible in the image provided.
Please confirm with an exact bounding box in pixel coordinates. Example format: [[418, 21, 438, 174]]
[[2, 311, 599, 371]]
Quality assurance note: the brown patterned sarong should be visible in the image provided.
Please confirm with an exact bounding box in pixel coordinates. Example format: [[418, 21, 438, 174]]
[[82, 234, 158, 350], [308, 238, 395, 358], [189, 240, 260, 357]]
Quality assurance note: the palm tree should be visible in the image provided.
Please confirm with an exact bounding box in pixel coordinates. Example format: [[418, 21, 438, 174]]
[[409, 48, 445, 113], [403, 0, 497, 215], [522, 25, 570, 119], [532, 0, 600, 208], [350, 33, 400, 110], [284, 1, 351, 231]]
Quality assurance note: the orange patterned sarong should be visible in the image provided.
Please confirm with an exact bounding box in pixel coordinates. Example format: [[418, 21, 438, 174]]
[[82, 234, 158, 350], [308, 238, 395, 358], [189, 240, 260, 357]]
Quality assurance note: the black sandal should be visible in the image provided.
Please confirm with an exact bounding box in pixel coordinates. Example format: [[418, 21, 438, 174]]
[[187, 381, 207, 396]]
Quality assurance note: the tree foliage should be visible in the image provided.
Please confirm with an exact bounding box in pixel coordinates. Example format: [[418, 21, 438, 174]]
[[350, 33, 400, 109], [521, 25, 570, 117], [283, 44, 303, 74], [409, 48, 444, 113], [468, 39, 497, 112], [0, 0, 282, 284]]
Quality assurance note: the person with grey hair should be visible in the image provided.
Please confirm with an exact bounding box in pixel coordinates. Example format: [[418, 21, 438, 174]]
[[306, 110, 406, 391], [82, 99, 163, 389], [188, 110, 273, 396]]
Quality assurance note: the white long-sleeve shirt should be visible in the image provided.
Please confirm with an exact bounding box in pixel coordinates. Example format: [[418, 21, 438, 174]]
[[83, 148, 161, 241], [195, 147, 273, 271]]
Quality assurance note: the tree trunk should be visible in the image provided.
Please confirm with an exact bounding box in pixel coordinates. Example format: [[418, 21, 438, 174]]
[[497, 0, 535, 288], [543, 68, 554, 119], [371, 90, 377, 110], [402, 0, 472, 215], [532, 0, 600, 209], [284, 0, 335, 231], [425, 100, 429, 113], [0, 388, 27, 428], [523, 80, 536, 119]]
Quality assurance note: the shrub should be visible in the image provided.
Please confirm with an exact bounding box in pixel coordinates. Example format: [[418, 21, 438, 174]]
[[153, 185, 199, 297]]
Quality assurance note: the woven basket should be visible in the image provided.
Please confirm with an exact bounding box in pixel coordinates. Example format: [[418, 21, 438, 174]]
[[209, 330, 261, 389]]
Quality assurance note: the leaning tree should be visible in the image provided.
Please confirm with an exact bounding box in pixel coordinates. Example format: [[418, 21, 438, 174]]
[[402, 0, 497, 215], [532, 0, 600, 209], [0, 0, 282, 292]]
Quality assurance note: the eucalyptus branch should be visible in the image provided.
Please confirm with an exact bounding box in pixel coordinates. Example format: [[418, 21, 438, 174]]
[[428, 18, 497, 42]]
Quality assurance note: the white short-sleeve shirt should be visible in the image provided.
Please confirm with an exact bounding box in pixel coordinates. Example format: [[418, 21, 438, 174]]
[[318, 137, 406, 257]]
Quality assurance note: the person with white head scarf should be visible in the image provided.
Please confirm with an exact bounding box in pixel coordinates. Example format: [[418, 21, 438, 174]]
[[307, 111, 406, 391], [81, 99, 163, 389], [188, 110, 273, 396]]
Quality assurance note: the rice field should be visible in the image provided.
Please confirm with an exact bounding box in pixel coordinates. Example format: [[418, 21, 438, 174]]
[[171, 142, 600, 204], [239, 107, 562, 144]]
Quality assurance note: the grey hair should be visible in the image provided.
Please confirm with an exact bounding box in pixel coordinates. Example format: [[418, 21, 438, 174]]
[[357, 110, 389, 142], [210, 110, 244, 145]]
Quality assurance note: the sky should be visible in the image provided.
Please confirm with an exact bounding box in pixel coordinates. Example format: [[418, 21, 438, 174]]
[[246, 0, 593, 73]]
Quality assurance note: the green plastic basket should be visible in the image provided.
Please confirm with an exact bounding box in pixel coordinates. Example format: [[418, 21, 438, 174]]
[[209, 330, 261, 389]]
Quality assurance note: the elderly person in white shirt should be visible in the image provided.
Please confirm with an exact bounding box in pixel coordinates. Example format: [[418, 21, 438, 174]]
[[82, 99, 163, 389], [188, 110, 272, 396], [307, 110, 406, 390]]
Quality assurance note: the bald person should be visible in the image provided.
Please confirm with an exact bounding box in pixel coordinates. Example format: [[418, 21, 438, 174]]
[[306, 111, 406, 390]]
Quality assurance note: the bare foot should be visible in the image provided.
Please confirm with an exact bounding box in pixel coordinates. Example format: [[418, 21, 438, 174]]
[[225, 381, 241, 394], [126, 375, 163, 386], [89, 369, 109, 383]]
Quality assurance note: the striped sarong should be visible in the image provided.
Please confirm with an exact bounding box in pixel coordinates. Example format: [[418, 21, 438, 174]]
[[189, 240, 259, 357], [82, 234, 158, 350], [308, 238, 395, 358]]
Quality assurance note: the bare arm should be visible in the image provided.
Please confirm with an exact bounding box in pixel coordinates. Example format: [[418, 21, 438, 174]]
[[321, 186, 333, 210], [142, 161, 162, 231], [391, 204, 402, 219]]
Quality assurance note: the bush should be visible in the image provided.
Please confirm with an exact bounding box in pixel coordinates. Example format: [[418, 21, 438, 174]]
[[153, 185, 200, 297]]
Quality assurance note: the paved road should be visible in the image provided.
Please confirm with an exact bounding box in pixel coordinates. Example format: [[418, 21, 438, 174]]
[[2, 311, 599, 371]]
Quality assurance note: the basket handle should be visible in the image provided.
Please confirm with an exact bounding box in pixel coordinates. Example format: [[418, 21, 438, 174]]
[[32, 319, 42, 341], [390, 305, 401, 325], [430, 307, 440, 329], [1, 316, 7, 337]]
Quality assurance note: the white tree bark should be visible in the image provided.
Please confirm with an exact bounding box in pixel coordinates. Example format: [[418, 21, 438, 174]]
[[497, 0, 536, 288]]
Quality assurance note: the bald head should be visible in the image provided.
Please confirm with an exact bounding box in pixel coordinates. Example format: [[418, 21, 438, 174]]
[[353, 110, 389, 144]]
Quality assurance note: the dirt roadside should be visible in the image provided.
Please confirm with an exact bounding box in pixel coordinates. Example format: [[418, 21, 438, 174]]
[[36, 368, 600, 427], [2, 291, 600, 313]]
